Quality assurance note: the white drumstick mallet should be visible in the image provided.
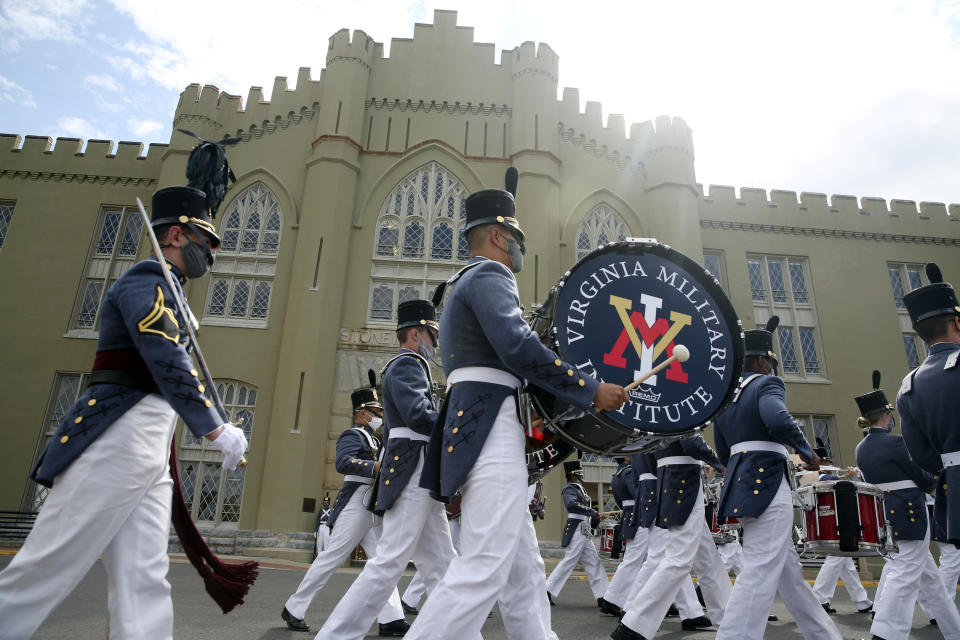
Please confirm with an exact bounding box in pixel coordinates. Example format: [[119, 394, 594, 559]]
[[624, 345, 690, 393]]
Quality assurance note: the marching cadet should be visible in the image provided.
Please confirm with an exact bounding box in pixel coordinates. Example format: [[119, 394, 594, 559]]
[[600, 457, 641, 616], [612, 435, 730, 639], [898, 263, 960, 546], [0, 185, 248, 639], [316, 300, 476, 640], [281, 386, 408, 635], [314, 493, 332, 556], [855, 370, 960, 640], [406, 168, 628, 639], [546, 460, 609, 606], [930, 494, 960, 602], [708, 317, 841, 640]]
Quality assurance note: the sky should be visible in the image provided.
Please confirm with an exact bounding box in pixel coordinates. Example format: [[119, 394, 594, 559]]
[[2, 0, 960, 207]]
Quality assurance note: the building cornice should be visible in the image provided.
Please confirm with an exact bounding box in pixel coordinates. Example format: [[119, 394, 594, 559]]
[[365, 98, 511, 117], [557, 124, 644, 175], [700, 218, 960, 246], [0, 170, 157, 187]]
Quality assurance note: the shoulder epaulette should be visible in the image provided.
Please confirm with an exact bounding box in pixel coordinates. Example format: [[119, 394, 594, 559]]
[[380, 351, 433, 386], [350, 426, 378, 452], [900, 368, 918, 395], [946, 351, 960, 370], [433, 259, 488, 310], [732, 373, 763, 403]]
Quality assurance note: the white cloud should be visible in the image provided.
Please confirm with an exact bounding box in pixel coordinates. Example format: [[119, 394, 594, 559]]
[[0, 0, 92, 51], [55, 116, 107, 140], [128, 118, 163, 137], [0, 74, 37, 109], [84, 74, 120, 92]]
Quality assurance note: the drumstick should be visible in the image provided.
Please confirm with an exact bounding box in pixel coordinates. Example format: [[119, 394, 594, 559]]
[[624, 345, 690, 392]]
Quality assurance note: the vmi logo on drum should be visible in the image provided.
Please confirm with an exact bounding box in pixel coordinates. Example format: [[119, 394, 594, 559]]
[[554, 244, 743, 435]]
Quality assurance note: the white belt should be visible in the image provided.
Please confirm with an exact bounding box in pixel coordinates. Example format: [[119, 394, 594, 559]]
[[875, 479, 919, 491], [657, 455, 699, 467], [622, 500, 635, 506], [942, 450, 960, 467], [637, 473, 656, 482], [343, 475, 373, 485], [388, 427, 430, 442], [447, 366, 521, 389], [730, 440, 788, 457], [569, 514, 589, 521]]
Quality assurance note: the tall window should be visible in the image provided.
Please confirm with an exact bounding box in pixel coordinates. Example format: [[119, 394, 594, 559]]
[[575, 204, 630, 261], [177, 380, 255, 525], [702, 249, 727, 291], [204, 182, 281, 327], [22, 372, 91, 511], [795, 414, 839, 464], [748, 255, 825, 380], [67, 206, 144, 336], [0, 200, 14, 250], [368, 162, 469, 324], [888, 263, 929, 368]]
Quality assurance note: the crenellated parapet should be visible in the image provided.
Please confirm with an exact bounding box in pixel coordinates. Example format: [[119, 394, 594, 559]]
[[699, 184, 960, 243], [326, 27, 377, 71], [0, 134, 164, 186], [508, 40, 559, 86]]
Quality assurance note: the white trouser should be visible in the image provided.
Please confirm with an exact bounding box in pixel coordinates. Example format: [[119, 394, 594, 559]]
[[622, 485, 732, 638], [545, 527, 608, 599], [604, 528, 649, 608], [405, 396, 529, 639], [316, 453, 473, 640], [625, 524, 702, 618], [716, 478, 840, 640], [0, 394, 176, 640], [496, 510, 559, 640], [811, 555, 872, 609], [939, 541, 960, 600], [404, 518, 461, 608], [717, 538, 743, 575], [871, 530, 960, 640], [284, 486, 403, 623], [316, 525, 330, 555]]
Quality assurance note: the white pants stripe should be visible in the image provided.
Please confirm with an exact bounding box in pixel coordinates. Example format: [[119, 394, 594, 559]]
[[811, 555, 872, 609], [716, 478, 841, 640], [0, 394, 177, 640], [405, 397, 530, 639], [545, 528, 608, 599], [603, 528, 649, 608], [284, 486, 403, 623]]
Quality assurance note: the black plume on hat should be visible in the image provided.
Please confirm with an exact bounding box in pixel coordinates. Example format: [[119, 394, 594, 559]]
[[505, 166, 518, 197], [872, 369, 881, 390], [178, 129, 241, 217], [765, 316, 780, 332], [368, 369, 377, 389], [928, 263, 944, 283]]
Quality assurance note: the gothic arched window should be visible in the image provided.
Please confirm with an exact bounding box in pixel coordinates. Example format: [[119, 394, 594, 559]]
[[575, 204, 630, 261], [368, 162, 470, 324]]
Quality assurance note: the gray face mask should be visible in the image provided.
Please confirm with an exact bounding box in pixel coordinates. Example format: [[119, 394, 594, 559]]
[[182, 238, 214, 279], [418, 342, 436, 360], [506, 237, 523, 274]]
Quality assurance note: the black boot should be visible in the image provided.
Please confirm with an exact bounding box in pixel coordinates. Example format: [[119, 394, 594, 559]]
[[665, 603, 680, 617], [681, 615, 712, 630], [547, 591, 556, 606], [821, 602, 836, 614], [401, 601, 419, 615], [378, 618, 410, 637], [610, 622, 648, 640], [598, 597, 622, 616], [281, 607, 310, 632]]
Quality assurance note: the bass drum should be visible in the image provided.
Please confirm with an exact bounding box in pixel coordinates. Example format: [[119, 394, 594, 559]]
[[529, 239, 744, 456]]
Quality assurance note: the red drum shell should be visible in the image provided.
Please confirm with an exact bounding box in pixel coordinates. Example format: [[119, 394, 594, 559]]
[[797, 481, 885, 556]]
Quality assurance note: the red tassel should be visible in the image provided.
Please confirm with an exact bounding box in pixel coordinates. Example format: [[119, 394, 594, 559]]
[[169, 438, 259, 613]]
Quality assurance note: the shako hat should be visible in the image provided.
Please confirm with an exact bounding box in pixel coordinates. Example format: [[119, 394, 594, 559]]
[[150, 186, 222, 248], [744, 316, 780, 363], [351, 386, 382, 413], [903, 263, 960, 327], [397, 299, 439, 332], [563, 460, 583, 476], [463, 166, 525, 249], [855, 369, 894, 418]]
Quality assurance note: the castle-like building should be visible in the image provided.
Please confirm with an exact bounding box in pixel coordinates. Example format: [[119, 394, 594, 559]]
[[1, 10, 957, 548]]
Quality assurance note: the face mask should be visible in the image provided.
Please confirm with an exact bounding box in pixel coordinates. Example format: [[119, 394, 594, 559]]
[[182, 238, 214, 278], [505, 237, 523, 274], [418, 342, 436, 360], [368, 416, 383, 430]]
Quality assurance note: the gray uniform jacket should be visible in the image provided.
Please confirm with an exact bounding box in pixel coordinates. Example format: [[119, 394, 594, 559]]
[[560, 482, 601, 547], [652, 435, 722, 529], [611, 462, 639, 540], [327, 425, 380, 531], [898, 342, 960, 542], [632, 453, 659, 529], [420, 258, 598, 501]]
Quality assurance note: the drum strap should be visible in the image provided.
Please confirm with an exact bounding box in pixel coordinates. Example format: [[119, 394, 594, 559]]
[[343, 475, 374, 485], [875, 479, 919, 491], [351, 426, 379, 452], [732, 373, 762, 403], [833, 481, 861, 553], [942, 451, 960, 467]]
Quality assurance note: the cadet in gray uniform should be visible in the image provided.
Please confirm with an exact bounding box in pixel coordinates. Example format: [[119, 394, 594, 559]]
[[315, 493, 332, 556], [545, 460, 609, 605], [708, 317, 840, 640], [0, 185, 247, 640], [856, 369, 960, 640], [281, 387, 407, 635], [407, 168, 628, 639]]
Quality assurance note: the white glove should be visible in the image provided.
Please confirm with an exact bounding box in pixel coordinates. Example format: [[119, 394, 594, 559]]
[[210, 423, 247, 471]]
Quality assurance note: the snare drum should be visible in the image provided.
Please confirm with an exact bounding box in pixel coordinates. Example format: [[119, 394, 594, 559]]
[[526, 240, 744, 456], [795, 480, 886, 556], [598, 517, 621, 557]]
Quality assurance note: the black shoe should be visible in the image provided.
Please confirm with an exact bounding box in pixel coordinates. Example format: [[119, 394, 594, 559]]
[[401, 601, 419, 615], [821, 602, 837, 614], [281, 607, 310, 632], [379, 619, 410, 637], [695, 584, 706, 607], [598, 597, 622, 616], [611, 622, 648, 640], [768, 615, 778, 621], [666, 603, 680, 617], [681, 615, 712, 630], [858, 605, 873, 614], [547, 591, 556, 606], [930, 619, 939, 626]]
